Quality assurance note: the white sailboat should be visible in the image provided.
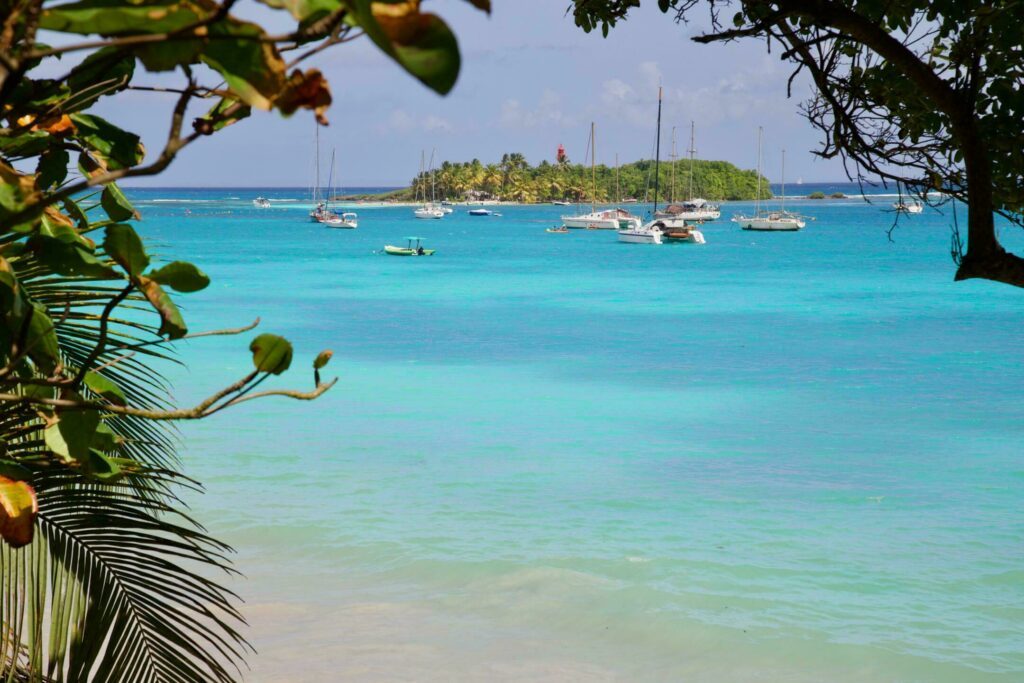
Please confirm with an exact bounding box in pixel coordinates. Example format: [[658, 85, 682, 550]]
[[414, 150, 445, 219], [309, 124, 333, 223], [655, 122, 721, 226], [620, 88, 698, 245], [562, 123, 642, 230], [318, 149, 357, 228], [893, 200, 924, 214], [733, 130, 806, 231]]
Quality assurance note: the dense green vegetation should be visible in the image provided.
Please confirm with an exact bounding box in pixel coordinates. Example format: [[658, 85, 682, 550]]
[[361, 154, 771, 203], [0, 0, 485, 681]]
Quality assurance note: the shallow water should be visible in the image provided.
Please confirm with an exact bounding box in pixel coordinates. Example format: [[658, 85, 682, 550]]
[[128, 186, 1024, 681]]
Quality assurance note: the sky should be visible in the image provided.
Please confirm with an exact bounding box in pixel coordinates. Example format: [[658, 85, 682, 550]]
[[85, 1, 852, 187]]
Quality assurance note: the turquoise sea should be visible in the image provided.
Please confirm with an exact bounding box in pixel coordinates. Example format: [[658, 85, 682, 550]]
[[128, 185, 1023, 681]]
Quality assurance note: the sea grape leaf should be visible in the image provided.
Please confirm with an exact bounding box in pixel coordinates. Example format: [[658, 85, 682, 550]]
[[84, 371, 128, 406], [146, 261, 210, 292], [0, 477, 38, 548], [255, 0, 339, 21], [39, 0, 211, 36], [24, 303, 61, 374], [250, 333, 293, 374], [344, 0, 461, 95], [136, 275, 188, 338], [28, 233, 119, 279], [192, 97, 251, 135], [36, 147, 70, 190], [275, 69, 332, 124], [101, 182, 139, 221], [44, 410, 101, 464], [0, 130, 52, 157], [91, 422, 123, 452], [69, 114, 144, 170], [103, 223, 149, 277], [85, 449, 123, 482], [66, 46, 135, 111], [201, 20, 287, 110]]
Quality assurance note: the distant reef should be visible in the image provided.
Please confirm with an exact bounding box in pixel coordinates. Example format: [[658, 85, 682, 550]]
[[336, 153, 772, 203]]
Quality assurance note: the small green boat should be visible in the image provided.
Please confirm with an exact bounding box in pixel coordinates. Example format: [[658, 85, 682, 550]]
[[384, 237, 435, 256]]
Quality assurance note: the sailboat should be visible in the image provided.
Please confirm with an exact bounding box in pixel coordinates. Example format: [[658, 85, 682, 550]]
[[414, 150, 445, 219], [620, 89, 703, 244], [562, 123, 642, 230], [319, 150, 358, 229], [309, 124, 331, 222], [655, 121, 721, 225], [733, 130, 806, 231]]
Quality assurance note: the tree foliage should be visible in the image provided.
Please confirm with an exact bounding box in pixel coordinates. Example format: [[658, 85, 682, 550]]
[[0, 0, 488, 680], [571, 0, 1024, 287], [378, 153, 770, 203]]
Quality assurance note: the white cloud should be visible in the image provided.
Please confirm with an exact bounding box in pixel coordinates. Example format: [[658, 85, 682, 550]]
[[497, 89, 577, 129], [423, 115, 453, 132], [376, 109, 453, 135]]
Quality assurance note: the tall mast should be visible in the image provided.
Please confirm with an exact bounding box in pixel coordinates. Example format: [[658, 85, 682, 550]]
[[326, 149, 335, 209], [688, 121, 696, 201], [314, 122, 320, 203], [429, 148, 437, 203], [670, 126, 677, 204], [590, 122, 596, 213], [653, 87, 663, 214], [419, 150, 425, 203], [781, 148, 786, 212], [615, 152, 620, 204], [755, 127, 763, 215]]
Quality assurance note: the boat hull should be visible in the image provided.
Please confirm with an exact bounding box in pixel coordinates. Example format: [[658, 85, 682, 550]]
[[739, 220, 804, 231], [562, 216, 620, 230], [384, 245, 435, 256], [617, 229, 663, 244]]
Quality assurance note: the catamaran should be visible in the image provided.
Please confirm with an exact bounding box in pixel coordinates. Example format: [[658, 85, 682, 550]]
[[562, 123, 642, 230], [655, 122, 721, 226], [733, 130, 806, 231]]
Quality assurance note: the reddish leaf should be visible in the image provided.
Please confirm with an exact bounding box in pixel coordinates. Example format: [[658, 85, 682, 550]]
[[0, 477, 38, 548]]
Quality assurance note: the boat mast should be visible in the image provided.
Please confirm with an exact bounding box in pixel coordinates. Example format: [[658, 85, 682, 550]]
[[326, 149, 336, 210], [670, 126, 676, 204], [615, 152, 620, 204], [314, 122, 320, 204], [653, 87, 663, 214], [430, 148, 437, 204], [781, 148, 786, 213], [688, 121, 696, 201], [590, 122, 596, 213], [755, 126, 763, 216]]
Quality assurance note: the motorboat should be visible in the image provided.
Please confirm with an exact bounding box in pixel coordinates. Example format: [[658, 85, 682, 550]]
[[253, 197, 271, 208], [552, 200, 572, 206], [733, 130, 806, 232], [322, 212, 358, 229], [384, 237, 435, 256], [893, 201, 924, 214], [468, 208, 493, 216], [546, 226, 569, 233]]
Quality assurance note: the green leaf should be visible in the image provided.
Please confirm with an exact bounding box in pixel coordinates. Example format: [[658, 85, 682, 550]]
[[103, 223, 149, 277], [91, 422, 123, 452], [28, 233, 120, 279], [39, 0, 208, 36], [344, 0, 461, 95], [146, 261, 210, 292], [255, 0, 339, 21], [0, 459, 31, 482], [249, 333, 293, 374], [85, 449, 123, 482], [136, 275, 187, 338], [69, 114, 144, 170], [84, 371, 127, 406], [313, 349, 333, 370], [44, 410, 101, 464], [25, 302, 61, 374], [192, 97, 251, 135], [37, 147, 70, 190], [101, 182, 139, 221], [200, 20, 286, 110], [0, 130, 52, 157], [66, 46, 135, 111]]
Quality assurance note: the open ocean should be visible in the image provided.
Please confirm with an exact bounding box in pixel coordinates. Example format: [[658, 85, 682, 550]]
[[127, 184, 1023, 681]]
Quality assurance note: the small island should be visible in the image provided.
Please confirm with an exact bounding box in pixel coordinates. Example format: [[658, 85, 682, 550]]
[[337, 153, 772, 203]]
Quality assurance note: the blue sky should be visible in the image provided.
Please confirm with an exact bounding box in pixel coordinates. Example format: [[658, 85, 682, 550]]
[[95, 1, 850, 187]]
